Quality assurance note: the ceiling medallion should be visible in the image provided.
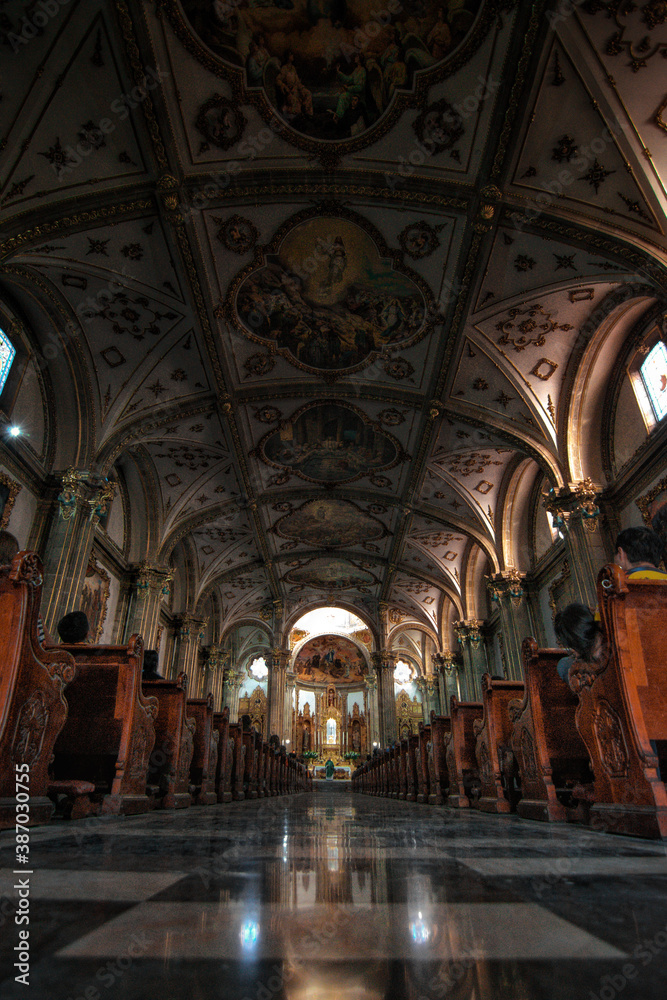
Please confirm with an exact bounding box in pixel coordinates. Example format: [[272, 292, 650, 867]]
[[214, 214, 259, 254], [398, 221, 446, 260], [194, 94, 248, 152], [166, 1, 508, 163], [226, 204, 433, 378]]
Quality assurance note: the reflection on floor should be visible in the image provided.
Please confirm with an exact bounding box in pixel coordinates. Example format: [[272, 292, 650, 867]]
[[1, 783, 667, 999]]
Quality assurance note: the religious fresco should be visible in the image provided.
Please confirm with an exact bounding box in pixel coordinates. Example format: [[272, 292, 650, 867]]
[[274, 497, 387, 547], [285, 557, 376, 589], [294, 634, 368, 683], [231, 216, 428, 374], [178, 1, 485, 144], [256, 401, 404, 484]]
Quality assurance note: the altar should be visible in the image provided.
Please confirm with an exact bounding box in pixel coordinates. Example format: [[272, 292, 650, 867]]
[[313, 765, 351, 780]]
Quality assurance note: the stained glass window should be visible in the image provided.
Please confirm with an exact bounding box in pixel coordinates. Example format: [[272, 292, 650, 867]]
[[249, 656, 268, 680], [641, 341, 667, 422], [0, 329, 15, 396]]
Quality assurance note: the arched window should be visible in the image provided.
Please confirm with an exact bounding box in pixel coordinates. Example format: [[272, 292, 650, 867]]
[[248, 656, 268, 680], [639, 341, 667, 423], [0, 329, 16, 397], [394, 660, 412, 685], [326, 718, 337, 744]]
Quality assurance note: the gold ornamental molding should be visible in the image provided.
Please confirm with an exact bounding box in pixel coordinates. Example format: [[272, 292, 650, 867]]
[[655, 95, 667, 135], [0, 202, 152, 261], [0, 471, 21, 530]]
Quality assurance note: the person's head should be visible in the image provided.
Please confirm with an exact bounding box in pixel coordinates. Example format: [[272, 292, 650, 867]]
[[554, 603, 601, 661], [57, 611, 90, 644], [0, 531, 19, 566], [142, 649, 161, 679], [614, 527, 664, 570]]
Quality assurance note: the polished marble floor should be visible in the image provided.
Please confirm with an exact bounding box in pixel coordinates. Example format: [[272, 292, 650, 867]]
[[1, 784, 666, 999]]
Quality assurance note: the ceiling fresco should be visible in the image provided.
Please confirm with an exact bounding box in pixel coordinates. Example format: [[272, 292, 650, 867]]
[[1, 0, 666, 647], [294, 634, 368, 684], [255, 401, 405, 484], [175, 0, 489, 146], [273, 497, 387, 548], [227, 212, 430, 375]]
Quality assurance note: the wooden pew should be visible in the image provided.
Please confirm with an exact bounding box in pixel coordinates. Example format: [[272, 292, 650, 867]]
[[474, 674, 525, 813], [405, 734, 420, 802], [429, 712, 452, 805], [187, 694, 219, 805], [241, 725, 260, 798], [397, 739, 408, 799], [212, 707, 233, 802], [0, 553, 76, 829], [569, 564, 667, 839], [416, 724, 432, 804], [445, 696, 483, 808], [510, 638, 591, 823], [51, 635, 158, 816], [228, 722, 246, 800], [142, 672, 195, 809]]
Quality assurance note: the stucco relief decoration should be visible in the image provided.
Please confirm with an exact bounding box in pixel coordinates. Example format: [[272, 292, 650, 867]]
[[398, 221, 445, 260], [496, 304, 573, 352], [214, 214, 259, 254], [254, 400, 406, 484], [227, 210, 431, 376], [171, 1, 500, 158], [412, 98, 465, 153], [285, 557, 377, 590], [195, 94, 248, 152], [80, 558, 111, 642], [294, 634, 367, 684], [584, 1, 667, 73], [274, 497, 387, 548]]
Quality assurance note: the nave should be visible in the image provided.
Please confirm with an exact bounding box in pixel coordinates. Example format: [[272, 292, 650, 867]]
[[2, 785, 667, 1000]]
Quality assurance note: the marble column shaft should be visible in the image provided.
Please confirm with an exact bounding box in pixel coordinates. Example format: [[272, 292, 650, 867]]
[[222, 668, 244, 723], [487, 573, 534, 681], [125, 563, 172, 648], [543, 480, 607, 607], [268, 649, 289, 740], [40, 469, 114, 634], [373, 651, 396, 747]]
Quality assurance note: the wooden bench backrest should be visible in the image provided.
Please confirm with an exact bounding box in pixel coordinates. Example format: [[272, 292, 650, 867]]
[[0, 554, 75, 800], [520, 638, 586, 760], [598, 564, 667, 740], [53, 635, 157, 796]]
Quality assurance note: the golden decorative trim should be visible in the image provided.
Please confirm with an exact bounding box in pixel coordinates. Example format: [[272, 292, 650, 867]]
[[0, 202, 152, 260], [0, 471, 22, 530], [636, 474, 667, 527]]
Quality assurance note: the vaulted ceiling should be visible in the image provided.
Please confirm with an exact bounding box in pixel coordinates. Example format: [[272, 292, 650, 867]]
[[1, 0, 666, 646]]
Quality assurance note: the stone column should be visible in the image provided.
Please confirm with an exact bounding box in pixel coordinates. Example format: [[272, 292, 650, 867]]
[[487, 570, 534, 681], [40, 469, 115, 633], [206, 647, 228, 710], [415, 674, 439, 722], [125, 562, 173, 648], [364, 674, 379, 747], [174, 613, 208, 695], [373, 650, 396, 747], [435, 652, 460, 713], [543, 479, 607, 607], [454, 620, 487, 700], [222, 668, 244, 722], [268, 648, 289, 741], [284, 670, 297, 748]]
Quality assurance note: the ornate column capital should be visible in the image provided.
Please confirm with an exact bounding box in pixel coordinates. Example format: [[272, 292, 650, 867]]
[[364, 674, 378, 692], [176, 613, 208, 642], [270, 648, 290, 670], [224, 668, 245, 690], [133, 562, 173, 601], [487, 568, 527, 607], [543, 478, 601, 532], [206, 646, 228, 671], [454, 619, 484, 648], [56, 469, 115, 523]]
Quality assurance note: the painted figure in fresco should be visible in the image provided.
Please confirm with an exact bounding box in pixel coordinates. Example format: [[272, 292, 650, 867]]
[[321, 235, 347, 291], [427, 9, 452, 60], [333, 54, 366, 124], [276, 53, 314, 118]]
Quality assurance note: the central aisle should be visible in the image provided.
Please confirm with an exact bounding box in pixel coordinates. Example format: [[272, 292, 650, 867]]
[[1, 786, 666, 999]]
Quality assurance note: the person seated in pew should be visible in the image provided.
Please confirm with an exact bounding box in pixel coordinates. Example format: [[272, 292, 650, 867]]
[[57, 611, 90, 643], [613, 526, 667, 581], [142, 649, 162, 680], [554, 603, 605, 682]]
